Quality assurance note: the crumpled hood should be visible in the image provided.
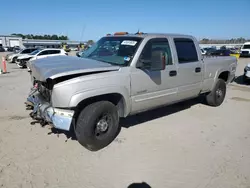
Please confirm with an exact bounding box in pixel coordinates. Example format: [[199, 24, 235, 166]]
[[30, 56, 120, 81], [18, 54, 34, 59]]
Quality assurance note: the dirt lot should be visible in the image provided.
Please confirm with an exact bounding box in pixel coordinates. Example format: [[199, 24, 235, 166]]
[[0, 52, 250, 188]]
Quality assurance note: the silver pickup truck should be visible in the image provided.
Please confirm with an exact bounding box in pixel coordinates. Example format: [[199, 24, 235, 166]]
[[26, 33, 237, 151]]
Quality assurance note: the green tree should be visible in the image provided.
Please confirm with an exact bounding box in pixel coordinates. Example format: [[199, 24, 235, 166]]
[[51, 35, 59, 40], [10, 33, 69, 40], [87, 40, 94, 45]]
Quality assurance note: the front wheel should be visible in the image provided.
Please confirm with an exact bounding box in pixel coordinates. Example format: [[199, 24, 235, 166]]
[[205, 79, 226, 107], [75, 101, 120, 151], [12, 57, 17, 63], [243, 75, 248, 83]]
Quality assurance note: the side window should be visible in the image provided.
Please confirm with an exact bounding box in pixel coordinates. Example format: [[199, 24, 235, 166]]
[[37, 50, 49, 56], [174, 38, 198, 63], [27, 49, 35, 53], [20, 49, 29, 54], [139, 38, 173, 68], [49, 50, 60, 54]]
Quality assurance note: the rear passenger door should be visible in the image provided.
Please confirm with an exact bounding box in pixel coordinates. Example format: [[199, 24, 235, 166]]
[[173, 38, 203, 100]]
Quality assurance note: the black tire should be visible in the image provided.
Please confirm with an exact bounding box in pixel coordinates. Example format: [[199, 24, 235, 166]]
[[75, 101, 120, 151], [205, 79, 226, 107], [12, 57, 17, 63], [243, 75, 247, 83]]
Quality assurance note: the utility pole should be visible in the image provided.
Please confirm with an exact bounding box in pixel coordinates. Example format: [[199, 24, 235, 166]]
[[80, 25, 86, 42]]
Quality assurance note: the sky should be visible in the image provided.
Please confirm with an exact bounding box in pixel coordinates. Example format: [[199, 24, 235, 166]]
[[1, 0, 249, 41]]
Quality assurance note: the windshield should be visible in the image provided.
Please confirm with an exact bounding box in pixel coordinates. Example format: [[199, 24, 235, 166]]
[[80, 36, 142, 65], [243, 45, 250, 49], [30, 49, 41, 55]]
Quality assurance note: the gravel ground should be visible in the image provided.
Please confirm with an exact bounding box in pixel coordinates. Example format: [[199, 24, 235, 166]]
[[0, 52, 250, 188]]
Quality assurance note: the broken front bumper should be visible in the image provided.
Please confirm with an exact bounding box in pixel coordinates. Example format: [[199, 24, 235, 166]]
[[26, 90, 74, 131]]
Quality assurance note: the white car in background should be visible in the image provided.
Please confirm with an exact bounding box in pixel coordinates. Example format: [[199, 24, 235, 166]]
[[5, 48, 38, 63], [17, 48, 67, 68], [240, 42, 250, 57], [243, 63, 250, 83]]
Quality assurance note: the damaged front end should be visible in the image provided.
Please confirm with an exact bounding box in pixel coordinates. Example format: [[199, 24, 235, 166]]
[[26, 82, 74, 131]]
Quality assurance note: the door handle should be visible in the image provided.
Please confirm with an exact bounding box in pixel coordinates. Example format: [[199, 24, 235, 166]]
[[169, 70, 177, 77], [195, 67, 201, 73]]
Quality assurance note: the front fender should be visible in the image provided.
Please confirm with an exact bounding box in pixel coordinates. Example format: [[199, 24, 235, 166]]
[[69, 86, 131, 116]]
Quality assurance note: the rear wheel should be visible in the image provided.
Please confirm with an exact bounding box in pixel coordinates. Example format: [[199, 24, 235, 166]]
[[75, 101, 120, 151], [205, 79, 226, 107]]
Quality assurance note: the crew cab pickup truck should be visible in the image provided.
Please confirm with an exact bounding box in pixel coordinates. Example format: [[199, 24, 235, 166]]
[[26, 33, 237, 151]]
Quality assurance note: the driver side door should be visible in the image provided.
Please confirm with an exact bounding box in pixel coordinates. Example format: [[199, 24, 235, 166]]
[[130, 38, 178, 114]]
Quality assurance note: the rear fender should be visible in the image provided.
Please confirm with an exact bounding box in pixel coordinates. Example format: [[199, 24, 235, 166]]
[[213, 68, 230, 87]]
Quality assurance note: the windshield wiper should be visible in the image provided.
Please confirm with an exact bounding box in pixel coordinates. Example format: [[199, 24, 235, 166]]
[[99, 60, 118, 66]]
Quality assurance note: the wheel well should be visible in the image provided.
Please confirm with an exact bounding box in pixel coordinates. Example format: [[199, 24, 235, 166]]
[[218, 71, 229, 82], [75, 93, 126, 118]]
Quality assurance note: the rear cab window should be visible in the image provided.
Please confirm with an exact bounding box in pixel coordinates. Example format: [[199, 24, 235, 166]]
[[174, 38, 198, 63]]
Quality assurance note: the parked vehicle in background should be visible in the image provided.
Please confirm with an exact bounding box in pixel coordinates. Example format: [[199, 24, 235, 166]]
[[220, 45, 227, 50], [6, 47, 14, 52], [209, 49, 234, 56], [3, 47, 8, 51], [76, 49, 85, 57], [0, 47, 5, 52], [240, 42, 250, 57], [243, 63, 250, 83], [203, 47, 217, 55], [201, 48, 206, 55], [5, 48, 38, 63], [229, 48, 239, 54], [13, 46, 21, 53], [70, 47, 78, 51], [17, 48, 67, 68], [26, 32, 237, 151]]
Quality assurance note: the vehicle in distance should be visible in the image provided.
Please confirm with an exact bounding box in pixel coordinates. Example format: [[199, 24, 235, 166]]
[[26, 32, 238, 151], [240, 42, 250, 57], [209, 49, 234, 56], [0, 46, 5, 52], [6, 48, 38, 63], [200, 48, 206, 55], [203, 47, 217, 55], [243, 63, 250, 82], [76, 49, 85, 57], [17, 48, 67, 68]]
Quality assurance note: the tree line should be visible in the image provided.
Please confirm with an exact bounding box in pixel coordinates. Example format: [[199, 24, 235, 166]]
[[200, 38, 250, 44], [11, 33, 69, 40]]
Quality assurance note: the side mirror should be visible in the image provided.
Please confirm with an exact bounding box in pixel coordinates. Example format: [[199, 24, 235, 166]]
[[150, 50, 166, 71], [137, 51, 166, 71]]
